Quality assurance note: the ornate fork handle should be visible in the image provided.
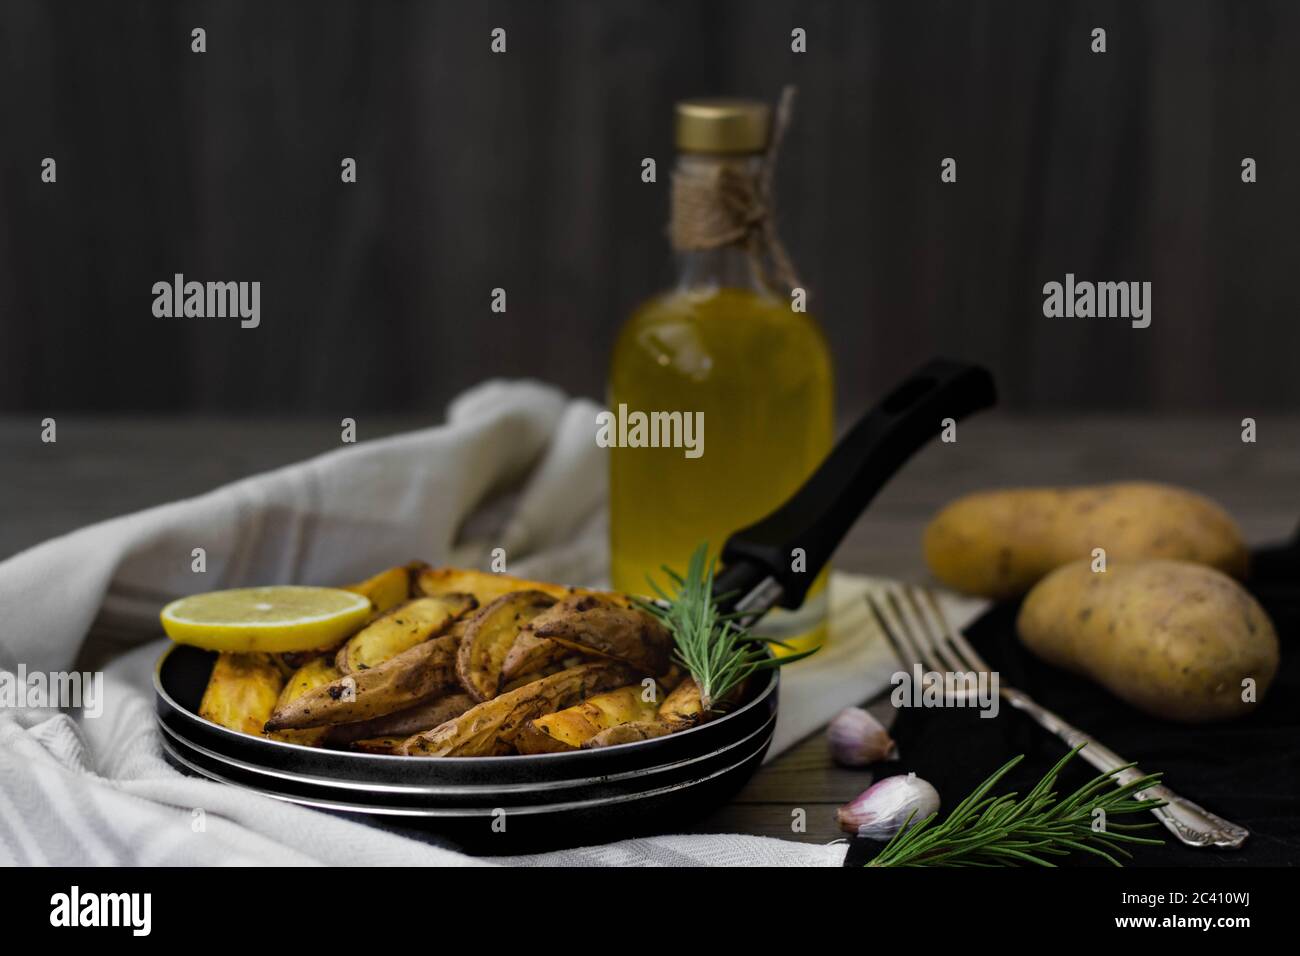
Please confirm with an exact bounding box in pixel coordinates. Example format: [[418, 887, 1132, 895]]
[[1003, 689, 1248, 849]]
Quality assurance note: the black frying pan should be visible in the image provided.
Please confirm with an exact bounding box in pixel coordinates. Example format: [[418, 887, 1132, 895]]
[[154, 358, 997, 851]]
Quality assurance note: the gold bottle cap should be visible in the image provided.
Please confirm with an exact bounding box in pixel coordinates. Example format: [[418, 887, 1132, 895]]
[[674, 98, 771, 154]]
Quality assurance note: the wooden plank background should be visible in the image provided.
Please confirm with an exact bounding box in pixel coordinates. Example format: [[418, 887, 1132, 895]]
[[2, 0, 1298, 416]]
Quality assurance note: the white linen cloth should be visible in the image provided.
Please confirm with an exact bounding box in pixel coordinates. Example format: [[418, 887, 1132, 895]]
[[0, 380, 984, 866]]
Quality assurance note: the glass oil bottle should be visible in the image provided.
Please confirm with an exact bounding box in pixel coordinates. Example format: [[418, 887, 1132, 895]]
[[608, 94, 835, 651]]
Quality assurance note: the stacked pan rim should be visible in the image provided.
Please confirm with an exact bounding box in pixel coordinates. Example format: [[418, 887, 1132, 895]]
[[154, 643, 777, 849]]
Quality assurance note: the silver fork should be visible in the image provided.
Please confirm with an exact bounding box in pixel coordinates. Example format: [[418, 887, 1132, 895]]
[[866, 584, 1249, 849]]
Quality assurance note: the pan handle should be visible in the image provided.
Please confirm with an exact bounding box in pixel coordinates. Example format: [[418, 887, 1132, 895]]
[[717, 358, 997, 609]]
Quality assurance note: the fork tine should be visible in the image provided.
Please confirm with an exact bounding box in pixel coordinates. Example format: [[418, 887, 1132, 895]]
[[866, 587, 924, 672], [905, 586, 989, 705], [899, 586, 966, 674], [883, 586, 943, 672], [918, 587, 995, 675]]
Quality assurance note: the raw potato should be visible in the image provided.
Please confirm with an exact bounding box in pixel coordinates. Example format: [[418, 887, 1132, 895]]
[[335, 594, 476, 675], [401, 662, 632, 757], [324, 693, 475, 744], [516, 684, 660, 754], [199, 653, 285, 735], [924, 482, 1249, 599], [265, 632, 460, 731], [267, 657, 343, 746], [584, 720, 671, 749], [1017, 559, 1279, 722], [531, 594, 673, 675], [456, 590, 556, 702]]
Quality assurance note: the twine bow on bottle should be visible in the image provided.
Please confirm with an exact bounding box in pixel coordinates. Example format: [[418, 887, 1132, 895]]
[[668, 86, 804, 297]]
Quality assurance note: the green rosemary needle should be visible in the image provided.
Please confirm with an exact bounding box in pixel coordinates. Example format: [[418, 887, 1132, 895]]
[[636, 543, 819, 711], [868, 746, 1167, 867]]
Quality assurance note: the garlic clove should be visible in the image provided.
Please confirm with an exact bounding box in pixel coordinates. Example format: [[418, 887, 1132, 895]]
[[826, 706, 898, 767], [837, 772, 940, 839]]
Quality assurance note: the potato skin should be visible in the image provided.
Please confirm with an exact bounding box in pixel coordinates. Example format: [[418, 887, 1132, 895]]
[[584, 720, 671, 749], [455, 590, 556, 702], [323, 692, 475, 744], [924, 482, 1248, 599], [401, 662, 631, 756], [657, 677, 705, 729], [516, 684, 659, 754], [265, 631, 459, 731], [499, 628, 569, 685], [531, 594, 673, 675], [348, 736, 408, 754], [1016, 559, 1278, 722]]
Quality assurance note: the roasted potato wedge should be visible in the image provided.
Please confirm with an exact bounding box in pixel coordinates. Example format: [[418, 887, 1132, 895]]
[[414, 567, 572, 604], [268, 565, 426, 665], [658, 677, 705, 730], [335, 593, 476, 675], [348, 736, 408, 754], [401, 661, 632, 757], [267, 657, 344, 746], [265, 632, 459, 731], [274, 648, 333, 673], [324, 692, 476, 744], [499, 627, 569, 685], [531, 594, 672, 675], [456, 590, 556, 702], [656, 664, 688, 693], [414, 566, 627, 606], [344, 563, 424, 615], [584, 720, 672, 749], [266, 653, 301, 679], [516, 683, 660, 754], [499, 660, 572, 693], [180, 563, 698, 758], [199, 652, 286, 735]]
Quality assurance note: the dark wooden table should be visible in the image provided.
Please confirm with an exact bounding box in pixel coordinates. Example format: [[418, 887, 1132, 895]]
[[3, 414, 1297, 847]]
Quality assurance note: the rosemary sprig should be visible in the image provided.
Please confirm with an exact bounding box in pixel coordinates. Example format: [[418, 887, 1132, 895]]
[[868, 746, 1167, 867], [636, 543, 819, 711]]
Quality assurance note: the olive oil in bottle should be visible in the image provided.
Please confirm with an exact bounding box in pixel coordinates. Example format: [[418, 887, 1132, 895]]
[[608, 96, 834, 651]]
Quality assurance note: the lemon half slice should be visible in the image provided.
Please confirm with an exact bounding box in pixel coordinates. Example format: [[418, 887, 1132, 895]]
[[160, 586, 372, 652]]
